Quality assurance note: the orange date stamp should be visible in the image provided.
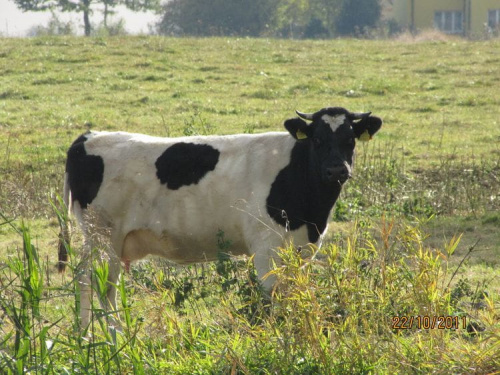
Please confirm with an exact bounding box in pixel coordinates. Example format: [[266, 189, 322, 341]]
[[392, 316, 467, 330]]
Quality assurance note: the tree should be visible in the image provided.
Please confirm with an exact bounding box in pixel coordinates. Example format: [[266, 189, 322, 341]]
[[12, 0, 161, 36], [335, 0, 381, 36], [158, 0, 273, 37], [270, 0, 341, 38]]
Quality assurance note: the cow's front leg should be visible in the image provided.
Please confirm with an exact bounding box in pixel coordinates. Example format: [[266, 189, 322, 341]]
[[252, 246, 281, 296]]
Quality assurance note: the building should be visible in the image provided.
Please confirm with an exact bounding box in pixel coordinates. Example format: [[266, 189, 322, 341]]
[[385, 0, 500, 37]]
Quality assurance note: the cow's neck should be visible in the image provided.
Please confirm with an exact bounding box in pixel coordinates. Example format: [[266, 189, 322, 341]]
[[266, 141, 342, 243]]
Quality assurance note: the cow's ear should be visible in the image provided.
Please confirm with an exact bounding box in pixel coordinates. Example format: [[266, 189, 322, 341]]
[[352, 116, 382, 142], [284, 118, 313, 140]]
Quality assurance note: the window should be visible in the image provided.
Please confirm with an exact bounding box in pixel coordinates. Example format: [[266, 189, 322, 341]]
[[488, 9, 500, 29], [434, 11, 463, 34]]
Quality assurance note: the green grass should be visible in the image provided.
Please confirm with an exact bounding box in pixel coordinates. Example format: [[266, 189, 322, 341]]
[[1, 36, 499, 373]]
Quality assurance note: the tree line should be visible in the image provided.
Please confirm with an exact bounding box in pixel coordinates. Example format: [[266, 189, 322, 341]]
[[158, 0, 381, 38], [12, 0, 381, 37]]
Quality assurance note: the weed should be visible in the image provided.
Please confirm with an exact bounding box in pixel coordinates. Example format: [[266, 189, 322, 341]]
[[182, 111, 217, 136], [243, 122, 256, 134]]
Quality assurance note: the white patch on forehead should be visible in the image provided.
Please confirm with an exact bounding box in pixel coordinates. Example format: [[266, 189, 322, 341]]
[[321, 114, 346, 133]]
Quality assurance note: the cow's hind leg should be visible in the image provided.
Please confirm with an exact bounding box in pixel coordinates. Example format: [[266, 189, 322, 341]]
[[77, 239, 107, 331], [90, 233, 123, 332], [101, 253, 122, 331], [77, 254, 121, 331], [75, 204, 123, 331], [72, 203, 93, 330], [79, 253, 122, 332], [78, 269, 92, 329]]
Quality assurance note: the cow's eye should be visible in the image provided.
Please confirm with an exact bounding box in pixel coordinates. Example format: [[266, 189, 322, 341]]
[[313, 138, 321, 146]]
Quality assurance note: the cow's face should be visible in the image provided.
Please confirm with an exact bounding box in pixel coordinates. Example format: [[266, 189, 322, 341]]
[[284, 107, 382, 186]]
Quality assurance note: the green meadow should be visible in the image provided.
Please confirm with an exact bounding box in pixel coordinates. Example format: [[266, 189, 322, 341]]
[[0, 36, 499, 373]]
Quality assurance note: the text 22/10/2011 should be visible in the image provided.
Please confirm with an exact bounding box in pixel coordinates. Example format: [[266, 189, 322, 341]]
[[392, 316, 467, 330]]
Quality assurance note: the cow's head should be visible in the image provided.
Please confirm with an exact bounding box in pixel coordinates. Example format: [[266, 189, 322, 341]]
[[284, 107, 382, 186]]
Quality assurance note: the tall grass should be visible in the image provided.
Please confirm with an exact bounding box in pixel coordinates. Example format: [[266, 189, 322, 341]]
[[0, 210, 498, 373], [336, 141, 500, 221]]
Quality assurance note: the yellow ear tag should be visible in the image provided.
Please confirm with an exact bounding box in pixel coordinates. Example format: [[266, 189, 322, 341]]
[[296, 130, 308, 140], [359, 130, 371, 142]]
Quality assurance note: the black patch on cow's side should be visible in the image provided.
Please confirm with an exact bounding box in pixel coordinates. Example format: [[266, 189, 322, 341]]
[[155, 142, 220, 190], [66, 133, 104, 209], [266, 142, 341, 243]]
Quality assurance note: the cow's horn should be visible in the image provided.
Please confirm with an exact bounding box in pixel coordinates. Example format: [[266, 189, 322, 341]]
[[349, 111, 372, 120], [296, 110, 314, 120]]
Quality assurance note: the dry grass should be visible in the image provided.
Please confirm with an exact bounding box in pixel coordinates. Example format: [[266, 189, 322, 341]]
[[395, 29, 462, 43]]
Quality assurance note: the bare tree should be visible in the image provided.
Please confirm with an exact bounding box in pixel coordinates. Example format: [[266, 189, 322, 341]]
[[12, 0, 160, 36]]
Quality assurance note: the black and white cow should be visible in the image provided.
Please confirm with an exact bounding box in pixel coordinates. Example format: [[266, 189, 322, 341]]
[[58, 107, 382, 327]]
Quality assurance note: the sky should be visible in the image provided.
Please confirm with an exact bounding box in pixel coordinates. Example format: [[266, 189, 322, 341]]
[[0, 0, 158, 36]]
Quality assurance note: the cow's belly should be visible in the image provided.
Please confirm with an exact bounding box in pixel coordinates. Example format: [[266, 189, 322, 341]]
[[91, 186, 267, 263], [91, 184, 322, 261], [120, 228, 249, 264], [117, 219, 314, 265]]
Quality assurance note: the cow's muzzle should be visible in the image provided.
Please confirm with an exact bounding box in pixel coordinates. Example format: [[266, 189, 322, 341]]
[[325, 164, 351, 184]]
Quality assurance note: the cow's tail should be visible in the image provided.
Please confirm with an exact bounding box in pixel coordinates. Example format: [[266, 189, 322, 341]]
[[57, 172, 71, 273]]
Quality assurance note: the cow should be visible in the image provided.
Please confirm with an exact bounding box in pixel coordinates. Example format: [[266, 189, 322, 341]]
[[58, 106, 382, 328]]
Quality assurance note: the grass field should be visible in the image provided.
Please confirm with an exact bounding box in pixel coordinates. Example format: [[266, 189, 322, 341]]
[[1, 36, 499, 373]]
